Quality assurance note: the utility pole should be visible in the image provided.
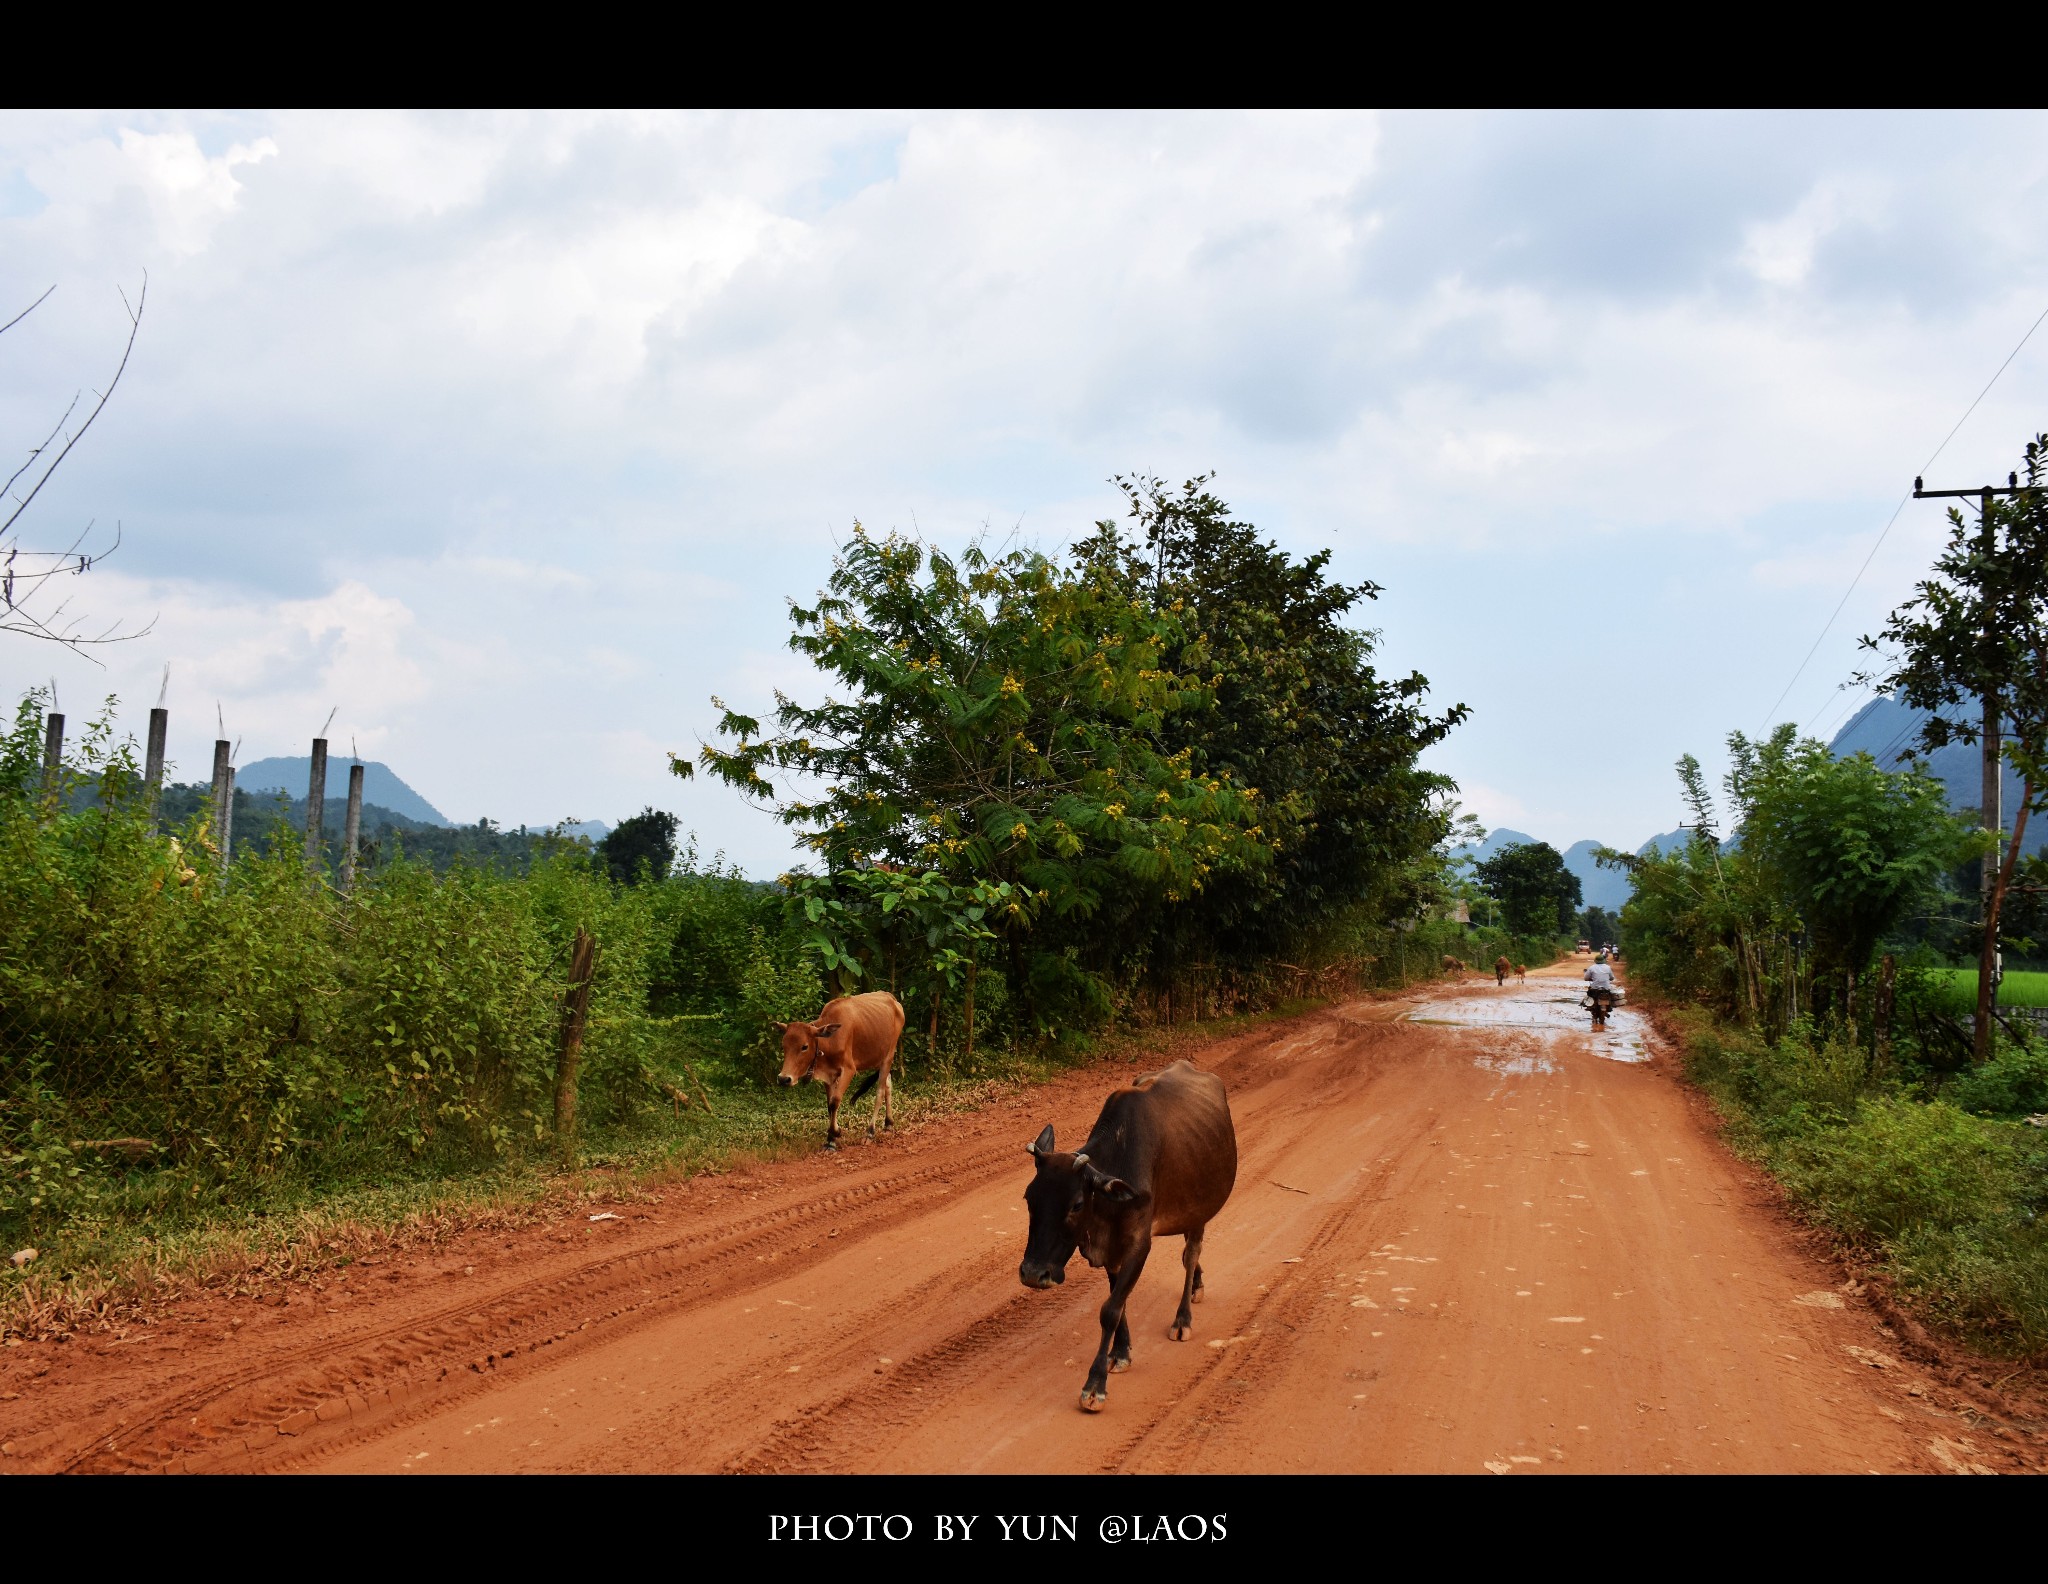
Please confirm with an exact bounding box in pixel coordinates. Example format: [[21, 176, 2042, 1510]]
[[1914, 473, 2022, 1059]]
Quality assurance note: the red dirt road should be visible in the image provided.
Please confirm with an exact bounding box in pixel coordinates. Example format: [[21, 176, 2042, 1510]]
[[4, 962, 2039, 1475]]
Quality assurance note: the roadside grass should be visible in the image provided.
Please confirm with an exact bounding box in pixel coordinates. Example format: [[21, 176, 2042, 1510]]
[[0, 1003, 1303, 1342], [1672, 1007, 2048, 1358]]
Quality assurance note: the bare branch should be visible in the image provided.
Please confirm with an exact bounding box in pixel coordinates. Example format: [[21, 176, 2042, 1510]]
[[0, 273, 146, 541], [0, 284, 56, 340]]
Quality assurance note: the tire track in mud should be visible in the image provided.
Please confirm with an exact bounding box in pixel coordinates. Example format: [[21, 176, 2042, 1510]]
[[53, 1011, 1358, 1474], [60, 1137, 1035, 1473], [712, 1012, 1395, 1474], [1089, 1141, 1418, 1472], [710, 1013, 1425, 1476]]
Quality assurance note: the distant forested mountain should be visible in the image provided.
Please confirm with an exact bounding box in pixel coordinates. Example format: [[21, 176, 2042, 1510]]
[[236, 757, 451, 826], [1829, 695, 2044, 856], [1452, 827, 1632, 911], [153, 783, 592, 876]]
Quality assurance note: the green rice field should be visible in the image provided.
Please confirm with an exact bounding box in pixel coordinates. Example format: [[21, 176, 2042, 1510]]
[[1924, 967, 2048, 1011]]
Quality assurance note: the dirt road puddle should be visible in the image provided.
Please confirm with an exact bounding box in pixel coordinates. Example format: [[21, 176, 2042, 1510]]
[[1404, 984, 1650, 1062]]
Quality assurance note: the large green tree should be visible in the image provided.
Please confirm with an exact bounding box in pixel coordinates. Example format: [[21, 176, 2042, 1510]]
[[1473, 841, 1581, 936], [1733, 732, 1963, 1003], [674, 480, 1463, 1028], [1089, 475, 1465, 968]]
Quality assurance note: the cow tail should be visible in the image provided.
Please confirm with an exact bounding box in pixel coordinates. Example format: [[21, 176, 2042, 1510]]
[[849, 1070, 881, 1103]]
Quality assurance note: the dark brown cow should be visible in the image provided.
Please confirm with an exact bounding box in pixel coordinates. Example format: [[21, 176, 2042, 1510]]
[[1494, 954, 1512, 986], [775, 990, 905, 1149], [1017, 1060, 1237, 1413]]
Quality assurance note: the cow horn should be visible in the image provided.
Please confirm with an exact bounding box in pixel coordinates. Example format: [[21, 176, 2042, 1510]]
[[1028, 1124, 1055, 1157]]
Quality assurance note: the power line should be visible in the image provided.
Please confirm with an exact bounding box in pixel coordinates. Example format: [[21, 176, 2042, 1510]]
[[1757, 299, 2048, 733]]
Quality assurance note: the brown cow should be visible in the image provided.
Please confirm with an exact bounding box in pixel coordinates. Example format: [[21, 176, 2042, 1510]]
[[1513, 962, 1527, 985], [775, 990, 906, 1150], [1441, 955, 1467, 976], [1493, 954, 1511, 986], [1018, 1060, 1237, 1413]]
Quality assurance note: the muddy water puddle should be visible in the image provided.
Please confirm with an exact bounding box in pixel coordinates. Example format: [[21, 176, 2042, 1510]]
[[1405, 988, 1650, 1063]]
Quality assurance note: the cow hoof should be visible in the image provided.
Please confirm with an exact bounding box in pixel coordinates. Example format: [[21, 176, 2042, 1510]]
[[824, 1140, 840, 1153], [1109, 1355, 1131, 1374], [1079, 1390, 1107, 1413], [1191, 1286, 1205, 1304], [1168, 1324, 1192, 1341]]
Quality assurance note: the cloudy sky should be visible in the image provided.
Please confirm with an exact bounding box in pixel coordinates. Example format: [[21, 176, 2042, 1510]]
[[4, 110, 2046, 873]]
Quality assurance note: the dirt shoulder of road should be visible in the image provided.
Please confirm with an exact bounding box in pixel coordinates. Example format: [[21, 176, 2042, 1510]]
[[1634, 990, 2048, 1432]]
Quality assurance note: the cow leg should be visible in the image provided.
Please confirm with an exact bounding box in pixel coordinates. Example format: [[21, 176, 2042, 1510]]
[[1170, 1229, 1205, 1340], [1107, 1269, 1133, 1372], [864, 1058, 894, 1141], [1080, 1241, 1149, 1413], [878, 1059, 895, 1132], [824, 1070, 851, 1150]]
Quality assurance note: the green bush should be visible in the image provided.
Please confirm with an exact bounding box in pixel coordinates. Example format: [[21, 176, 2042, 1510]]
[[1780, 1097, 2018, 1244], [1946, 1042, 2048, 1118], [1889, 1219, 2048, 1354]]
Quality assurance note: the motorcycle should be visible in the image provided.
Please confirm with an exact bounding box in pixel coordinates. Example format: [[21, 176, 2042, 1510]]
[[1583, 981, 1624, 1030]]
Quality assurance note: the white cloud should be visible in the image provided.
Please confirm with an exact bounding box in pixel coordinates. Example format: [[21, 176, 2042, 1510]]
[[116, 128, 275, 255]]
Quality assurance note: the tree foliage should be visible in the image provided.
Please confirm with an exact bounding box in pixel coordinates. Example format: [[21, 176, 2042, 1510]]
[[676, 478, 1464, 1028], [1473, 841, 1580, 936], [1606, 728, 1968, 1031], [599, 807, 679, 885]]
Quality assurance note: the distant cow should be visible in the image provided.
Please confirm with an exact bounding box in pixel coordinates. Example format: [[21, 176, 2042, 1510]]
[[1441, 955, 1466, 976], [1513, 962, 1527, 985], [1018, 1060, 1237, 1413], [775, 991, 906, 1150], [1494, 954, 1511, 986]]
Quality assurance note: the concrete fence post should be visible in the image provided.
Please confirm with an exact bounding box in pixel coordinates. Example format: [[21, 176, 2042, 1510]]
[[40, 712, 64, 805], [340, 762, 365, 891], [144, 707, 169, 831], [305, 736, 329, 870], [210, 739, 235, 877]]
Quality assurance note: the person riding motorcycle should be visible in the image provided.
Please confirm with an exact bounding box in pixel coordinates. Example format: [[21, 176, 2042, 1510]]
[[1583, 952, 1618, 1028]]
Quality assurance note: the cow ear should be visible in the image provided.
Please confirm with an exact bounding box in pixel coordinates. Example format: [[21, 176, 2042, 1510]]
[[815, 1023, 841, 1039], [1091, 1173, 1143, 1207], [1027, 1124, 1055, 1158]]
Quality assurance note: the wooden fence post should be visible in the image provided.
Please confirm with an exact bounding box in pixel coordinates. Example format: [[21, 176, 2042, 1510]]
[[1873, 953, 1898, 1068], [340, 762, 364, 890], [305, 736, 328, 870], [554, 928, 598, 1167], [963, 960, 978, 1063], [144, 707, 168, 831], [39, 711, 63, 805]]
